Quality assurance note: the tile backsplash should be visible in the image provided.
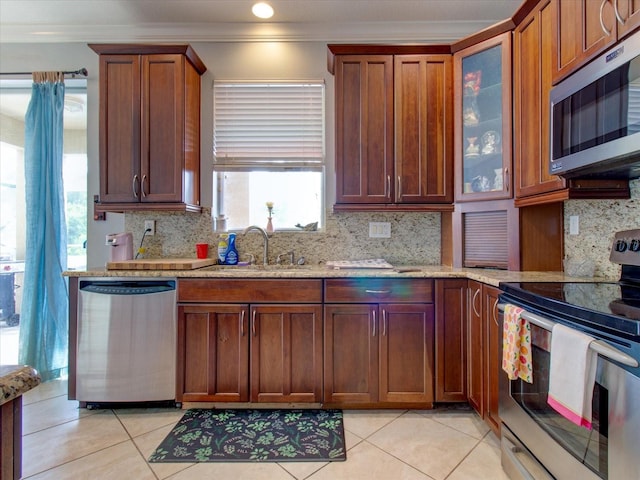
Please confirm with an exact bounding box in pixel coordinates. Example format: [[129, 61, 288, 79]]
[[125, 178, 639, 275]]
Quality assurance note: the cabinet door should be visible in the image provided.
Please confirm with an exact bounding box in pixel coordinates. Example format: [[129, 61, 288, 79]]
[[467, 281, 484, 416], [483, 284, 502, 436], [454, 33, 512, 201], [395, 55, 453, 203], [98, 54, 141, 203], [379, 303, 435, 404], [140, 54, 184, 203], [334, 55, 394, 204], [323, 304, 378, 404], [250, 305, 323, 403], [435, 279, 467, 402], [177, 305, 249, 402], [514, 0, 565, 198], [616, 0, 640, 38]]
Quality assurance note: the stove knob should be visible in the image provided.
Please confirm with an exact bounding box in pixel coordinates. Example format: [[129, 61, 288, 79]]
[[630, 239, 640, 252], [615, 239, 628, 252]]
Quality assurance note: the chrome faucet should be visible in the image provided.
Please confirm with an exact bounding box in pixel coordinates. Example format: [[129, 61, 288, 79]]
[[242, 225, 269, 266], [276, 251, 295, 266]]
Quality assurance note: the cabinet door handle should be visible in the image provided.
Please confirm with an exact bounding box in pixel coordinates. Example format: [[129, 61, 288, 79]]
[[141, 174, 148, 198], [471, 288, 481, 317], [240, 310, 245, 336], [132, 175, 139, 198], [504, 167, 509, 192], [600, 0, 613, 35], [382, 308, 387, 336], [386, 175, 391, 199], [252, 310, 256, 336], [372, 309, 376, 337], [614, 0, 626, 25], [397, 175, 401, 200], [492, 298, 499, 327]]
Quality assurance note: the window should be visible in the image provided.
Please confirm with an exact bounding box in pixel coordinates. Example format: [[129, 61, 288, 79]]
[[213, 81, 325, 231]]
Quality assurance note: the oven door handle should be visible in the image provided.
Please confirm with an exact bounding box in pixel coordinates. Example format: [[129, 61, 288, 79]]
[[498, 303, 639, 368], [502, 435, 554, 480]]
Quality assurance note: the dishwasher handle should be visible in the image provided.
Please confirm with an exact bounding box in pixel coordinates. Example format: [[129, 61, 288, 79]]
[[79, 280, 175, 295]]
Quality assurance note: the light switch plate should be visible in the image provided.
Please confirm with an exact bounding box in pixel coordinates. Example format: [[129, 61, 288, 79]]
[[369, 222, 391, 238], [569, 216, 579, 235]]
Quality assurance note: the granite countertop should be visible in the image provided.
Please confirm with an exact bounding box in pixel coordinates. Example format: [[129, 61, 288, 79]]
[[0, 365, 41, 405], [63, 264, 603, 288]]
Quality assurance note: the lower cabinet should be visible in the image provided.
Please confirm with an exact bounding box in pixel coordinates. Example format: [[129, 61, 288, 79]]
[[435, 279, 467, 402], [323, 279, 435, 407], [176, 279, 323, 404], [467, 280, 502, 435]]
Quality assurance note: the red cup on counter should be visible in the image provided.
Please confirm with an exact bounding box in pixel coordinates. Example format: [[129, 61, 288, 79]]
[[196, 243, 209, 259]]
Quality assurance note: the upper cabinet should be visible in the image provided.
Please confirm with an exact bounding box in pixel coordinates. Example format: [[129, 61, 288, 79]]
[[514, 0, 565, 199], [513, 0, 630, 205], [329, 45, 453, 211], [90, 44, 207, 213], [453, 33, 512, 202], [552, 0, 640, 84]]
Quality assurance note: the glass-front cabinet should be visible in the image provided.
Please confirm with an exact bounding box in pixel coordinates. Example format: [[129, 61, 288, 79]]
[[454, 32, 512, 201]]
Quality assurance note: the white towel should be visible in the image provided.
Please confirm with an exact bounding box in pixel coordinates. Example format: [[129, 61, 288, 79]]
[[547, 324, 597, 429]]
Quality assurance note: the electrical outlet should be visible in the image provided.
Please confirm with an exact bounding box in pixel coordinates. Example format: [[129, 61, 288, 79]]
[[369, 222, 391, 238], [144, 220, 156, 236]]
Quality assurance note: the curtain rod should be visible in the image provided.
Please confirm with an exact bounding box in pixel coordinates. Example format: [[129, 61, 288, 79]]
[[0, 68, 88, 77]]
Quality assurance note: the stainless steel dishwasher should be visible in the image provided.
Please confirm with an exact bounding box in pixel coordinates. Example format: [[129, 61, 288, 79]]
[[76, 278, 176, 406]]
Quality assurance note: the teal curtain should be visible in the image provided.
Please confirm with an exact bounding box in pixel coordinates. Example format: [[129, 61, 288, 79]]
[[19, 73, 69, 382]]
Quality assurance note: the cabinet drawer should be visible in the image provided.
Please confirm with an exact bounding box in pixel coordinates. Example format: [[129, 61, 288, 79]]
[[178, 279, 322, 303], [324, 278, 433, 303]]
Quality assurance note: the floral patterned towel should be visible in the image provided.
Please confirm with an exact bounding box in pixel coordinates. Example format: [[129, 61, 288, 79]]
[[502, 304, 533, 383], [148, 409, 346, 463]]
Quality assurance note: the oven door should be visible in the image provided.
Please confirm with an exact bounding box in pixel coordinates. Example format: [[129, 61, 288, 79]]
[[498, 304, 640, 480]]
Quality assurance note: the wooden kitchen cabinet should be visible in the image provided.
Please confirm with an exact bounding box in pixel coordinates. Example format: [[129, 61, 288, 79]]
[[552, 0, 640, 84], [467, 281, 501, 436], [332, 54, 393, 205], [513, 1, 630, 205], [394, 54, 453, 204], [329, 45, 453, 211], [250, 305, 323, 403], [434, 279, 467, 402], [514, 1, 565, 200], [90, 44, 206, 213], [176, 279, 323, 404], [177, 304, 249, 402], [323, 278, 435, 407], [453, 32, 512, 202]]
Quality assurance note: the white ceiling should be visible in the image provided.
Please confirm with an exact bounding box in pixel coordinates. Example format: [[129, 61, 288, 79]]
[[0, 0, 522, 44]]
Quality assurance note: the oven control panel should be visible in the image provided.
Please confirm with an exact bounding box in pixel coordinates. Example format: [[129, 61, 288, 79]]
[[610, 229, 640, 266]]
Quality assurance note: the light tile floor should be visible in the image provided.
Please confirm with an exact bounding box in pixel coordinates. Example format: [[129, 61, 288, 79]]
[[20, 379, 509, 479]]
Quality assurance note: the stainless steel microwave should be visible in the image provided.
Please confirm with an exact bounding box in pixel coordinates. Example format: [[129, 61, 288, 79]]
[[550, 31, 640, 179]]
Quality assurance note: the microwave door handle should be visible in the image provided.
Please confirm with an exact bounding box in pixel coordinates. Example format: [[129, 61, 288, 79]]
[[498, 303, 639, 368]]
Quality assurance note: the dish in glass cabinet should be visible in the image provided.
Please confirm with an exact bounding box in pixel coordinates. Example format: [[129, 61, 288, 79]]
[[465, 136, 480, 156], [471, 175, 491, 192], [481, 130, 501, 155]]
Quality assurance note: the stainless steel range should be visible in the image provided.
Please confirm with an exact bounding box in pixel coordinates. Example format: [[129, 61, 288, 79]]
[[498, 229, 640, 480]]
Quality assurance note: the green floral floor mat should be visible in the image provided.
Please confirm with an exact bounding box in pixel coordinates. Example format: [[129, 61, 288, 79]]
[[148, 409, 346, 463]]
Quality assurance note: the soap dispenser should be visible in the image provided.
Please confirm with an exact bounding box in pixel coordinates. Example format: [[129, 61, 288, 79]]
[[225, 233, 239, 265]]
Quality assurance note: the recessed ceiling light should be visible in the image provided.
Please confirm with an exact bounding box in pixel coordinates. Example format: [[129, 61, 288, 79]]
[[252, 2, 274, 19]]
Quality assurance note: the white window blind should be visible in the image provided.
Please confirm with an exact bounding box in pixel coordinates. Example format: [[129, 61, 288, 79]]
[[213, 81, 325, 170]]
